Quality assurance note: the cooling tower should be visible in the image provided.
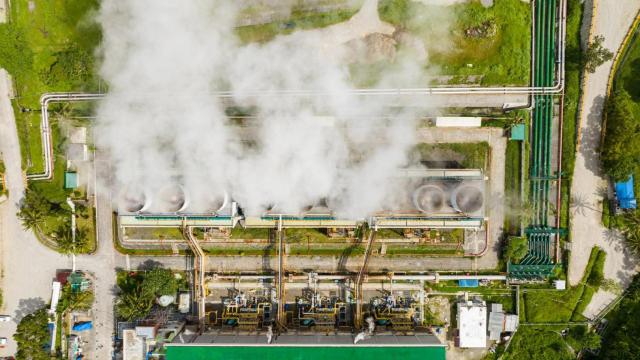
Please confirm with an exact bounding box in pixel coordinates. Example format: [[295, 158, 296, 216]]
[[206, 191, 230, 213], [120, 186, 151, 213], [412, 184, 445, 213], [451, 184, 484, 214], [157, 185, 189, 213]]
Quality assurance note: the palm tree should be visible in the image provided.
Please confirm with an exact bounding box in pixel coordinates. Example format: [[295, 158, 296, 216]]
[[54, 225, 89, 255], [16, 190, 50, 231], [116, 288, 153, 321], [17, 206, 44, 231], [621, 212, 640, 255]]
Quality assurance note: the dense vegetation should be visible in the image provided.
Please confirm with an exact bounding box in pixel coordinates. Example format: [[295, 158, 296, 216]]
[[591, 274, 640, 359], [116, 268, 182, 321], [13, 309, 51, 360], [503, 325, 599, 360], [602, 90, 640, 181]]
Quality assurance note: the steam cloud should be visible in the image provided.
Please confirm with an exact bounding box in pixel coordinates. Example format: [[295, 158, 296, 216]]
[[96, 0, 444, 218]]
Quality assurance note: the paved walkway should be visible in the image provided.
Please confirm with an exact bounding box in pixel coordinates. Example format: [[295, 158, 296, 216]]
[[568, 1, 640, 317]]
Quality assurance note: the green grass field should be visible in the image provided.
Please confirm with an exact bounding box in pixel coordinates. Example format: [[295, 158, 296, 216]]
[[414, 142, 489, 170], [522, 247, 605, 323], [379, 0, 531, 85]]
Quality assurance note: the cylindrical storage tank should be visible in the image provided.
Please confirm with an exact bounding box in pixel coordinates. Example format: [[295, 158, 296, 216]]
[[157, 185, 188, 213], [451, 185, 483, 213], [412, 184, 445, 213], [120, 186, 151, 213]]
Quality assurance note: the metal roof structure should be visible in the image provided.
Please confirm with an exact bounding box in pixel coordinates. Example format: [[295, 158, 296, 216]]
[[166, 333, 445, 360], [615, 175, 637, 209], [457, 300, 487, 348]]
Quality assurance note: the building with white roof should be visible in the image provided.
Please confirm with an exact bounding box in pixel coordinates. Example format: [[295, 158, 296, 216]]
[[457, 299, 487, 348]]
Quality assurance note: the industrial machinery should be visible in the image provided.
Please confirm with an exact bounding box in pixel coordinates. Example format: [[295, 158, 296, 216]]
[[369, 293, 420, 332], [293, 273, 350, 332], [220, 292, 274, 331]]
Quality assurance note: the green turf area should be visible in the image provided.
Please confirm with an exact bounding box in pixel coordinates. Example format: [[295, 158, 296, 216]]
[[236, 8, 358, 43], [286, 228, 330, 242], [522, 247, 605, 323], [413, 142, 489, 169], [165, 345, 446, 360], [230, 227, 271, 240], [124, 227, 185, 241], [379, 0, 531, 86]]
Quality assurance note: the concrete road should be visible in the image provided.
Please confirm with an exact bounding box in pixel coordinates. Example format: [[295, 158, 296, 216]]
[[569, 1, 640, 316], [0, 69, 70, 356]]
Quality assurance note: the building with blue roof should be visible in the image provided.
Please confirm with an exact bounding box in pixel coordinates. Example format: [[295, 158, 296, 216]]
[[615, 175, 637, 210]]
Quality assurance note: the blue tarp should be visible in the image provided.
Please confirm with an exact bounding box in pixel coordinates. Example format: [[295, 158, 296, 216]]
[[458, 279, 479, 288], [615, 175, 637, 209], [72, 321, 93, 331]]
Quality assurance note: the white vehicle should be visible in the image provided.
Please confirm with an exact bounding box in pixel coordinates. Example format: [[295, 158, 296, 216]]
[[0, 337, 7, 346], [0, 315, 11, 322]]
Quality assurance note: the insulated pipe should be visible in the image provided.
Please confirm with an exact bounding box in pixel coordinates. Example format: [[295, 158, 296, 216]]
[[209, 274, 507, 281], [206, 281, 423, 291]]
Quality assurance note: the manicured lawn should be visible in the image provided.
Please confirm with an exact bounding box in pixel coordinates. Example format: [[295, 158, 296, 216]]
[[379, 0, 531, 85]]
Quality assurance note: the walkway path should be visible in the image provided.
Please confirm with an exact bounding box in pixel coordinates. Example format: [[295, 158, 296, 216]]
[[568, 0, 640, 317]]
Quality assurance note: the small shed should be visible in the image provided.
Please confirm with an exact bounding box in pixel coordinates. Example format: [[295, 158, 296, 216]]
[[64, 172, 78, 189], [615, 175, 637, 210], [510, 124, 526, 141]]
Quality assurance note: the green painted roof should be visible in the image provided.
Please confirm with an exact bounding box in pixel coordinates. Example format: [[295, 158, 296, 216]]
[[510, 124, 526, 141], [166, 346, 446, 360], [64, 172, 78, 189]]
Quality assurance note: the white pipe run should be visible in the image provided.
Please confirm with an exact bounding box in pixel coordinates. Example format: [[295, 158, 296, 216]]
[[211, 274, 507, 281], [206, 281, 423, 291]]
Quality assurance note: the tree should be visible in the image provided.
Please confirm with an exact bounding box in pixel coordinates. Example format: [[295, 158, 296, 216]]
[[13, 309, 51, 360], [53, 224, 89, 254], [16, 189, 51, 231], [57, 285, 94, 313], [621, 211, 640, 256], [583, 35, 614, 73], [141, 268, 178, 297], [601, 90, 640, 181], [116, 287, 154, 321], [506, 236, 528, 262], [566, 325, 601, 353]]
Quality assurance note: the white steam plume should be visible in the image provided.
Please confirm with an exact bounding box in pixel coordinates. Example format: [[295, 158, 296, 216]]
[[96, 0, 444, 218]]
